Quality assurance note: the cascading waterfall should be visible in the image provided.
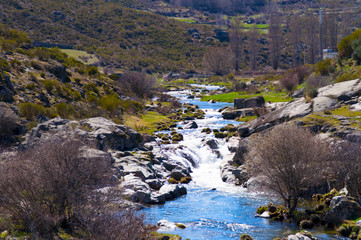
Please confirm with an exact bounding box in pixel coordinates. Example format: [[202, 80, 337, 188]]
[[142, 86, 334, 240]]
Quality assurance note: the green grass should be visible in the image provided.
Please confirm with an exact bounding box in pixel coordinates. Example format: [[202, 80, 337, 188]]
[[237, 115, 258, 122], [123, 111, 173, 134], [243, 23, 269, 29], [332, 107, 361, 118], [173, 18, 196, 23], [60, 49, 100, 65], [201, 91, 293, 103]]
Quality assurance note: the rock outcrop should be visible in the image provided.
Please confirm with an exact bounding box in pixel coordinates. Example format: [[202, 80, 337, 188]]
[[24, 117, 192, 205], [234, 96, 265, 109]]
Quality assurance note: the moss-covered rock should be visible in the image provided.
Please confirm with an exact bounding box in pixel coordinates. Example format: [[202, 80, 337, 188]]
[[257, 206, 268, 215], [168, 178, 179, 184], [214, 132, 227, 138], [240, 234, 254, 240], [180, 176, 192, 184], [300, 220, 314, 229]]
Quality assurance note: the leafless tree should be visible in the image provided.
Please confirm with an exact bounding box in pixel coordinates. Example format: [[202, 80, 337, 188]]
[[333, 142, 361, 198], [304, 15, 318, 64], [118, 71, 156, 99], [269, 12, 282, 70], [247, 28, 260, 70], [230, 17, 243, 72], [289, 15, 305, 67], [202, 47, 232, 75], [0, 137, 114, 237], [245, 125, 331, 214]]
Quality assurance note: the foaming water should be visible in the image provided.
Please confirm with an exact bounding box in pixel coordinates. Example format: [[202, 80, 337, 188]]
[[141, 88, 336, 240]]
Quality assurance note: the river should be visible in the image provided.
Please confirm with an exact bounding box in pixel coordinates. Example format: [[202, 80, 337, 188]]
[[141, 86, 337, 240]]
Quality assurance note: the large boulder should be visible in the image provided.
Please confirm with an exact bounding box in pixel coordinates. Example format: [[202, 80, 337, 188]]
[[80, 117, 143, 151], [184, 121, 198, 129], [243, 98, 311, 134], [0, 72, 14, 102], [202, 138, 219, 149], [25, 117, 143, 151], [222, 108, 255, 120], [317, 79, 361, 101], [45, 61, 71, 83], [312, 96, 339, 112], [158, 184, 187, 201], [234, 96, 265, 109], [324, 200, 361, 225]]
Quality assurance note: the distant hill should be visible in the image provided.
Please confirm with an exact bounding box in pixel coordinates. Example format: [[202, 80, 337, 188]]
[[0, 0, 217, 72]]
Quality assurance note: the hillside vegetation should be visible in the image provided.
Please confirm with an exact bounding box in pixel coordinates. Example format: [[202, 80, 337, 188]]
[[0, 0, 215, 72]]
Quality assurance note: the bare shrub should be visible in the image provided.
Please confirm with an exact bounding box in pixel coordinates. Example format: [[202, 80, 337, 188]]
[[304, 75, 330, 98], [333, 142, 361, 198], [81, 208, 156, 240], [118, 71, 156, 99], [280, 66, 312, 93], [253, 107, 268, 117], [202, 47, 232, 76], [280, 72, 299, 92], [0, 107, 18, 145], [0, 137, 113, 237], [245, 125, 331, 213]]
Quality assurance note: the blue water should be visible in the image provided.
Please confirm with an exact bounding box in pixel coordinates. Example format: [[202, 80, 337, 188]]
[[142, 187, 298, 240], [142, 87, 337, 240]]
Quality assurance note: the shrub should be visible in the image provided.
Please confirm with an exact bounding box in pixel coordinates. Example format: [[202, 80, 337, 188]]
[[245, 125, 331, 214], [280, 72, 299, 92], [0, 137, 115, 238], [338, 29, 361, 59], [98, 94, 122, 113], [43, 79, 59, 93], [18, 102, 46, 120], [87, 65, 99, 76], [55, 102, 75, 118], [202, 47, 232, 76], [0, 107, 18, 145], [304, 75, 330, 99], [84, 83, 99, 94], [315, 59, 333, 76], [118, 71, 156, 99]]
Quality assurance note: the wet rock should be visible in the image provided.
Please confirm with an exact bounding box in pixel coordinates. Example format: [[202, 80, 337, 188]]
[[145, 179, 162, 190], [202, 138, 219, 149], [159, 184, 187, 201], [330, 195, 348, 208], [170, 169, 187, 181], [184, 121, 198, 129], [324, 200, 361, 225]]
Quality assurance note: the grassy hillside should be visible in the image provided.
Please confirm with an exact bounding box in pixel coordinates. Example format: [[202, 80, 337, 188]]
[[0, 0, 215, 72]]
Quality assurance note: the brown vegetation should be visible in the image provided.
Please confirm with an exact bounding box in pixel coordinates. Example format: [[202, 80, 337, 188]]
[[245, 125, 332, 213], [0, 136, 154, 238]]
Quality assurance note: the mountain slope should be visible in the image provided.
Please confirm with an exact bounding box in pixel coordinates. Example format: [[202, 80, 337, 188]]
[[0, 0, 215, 72]]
